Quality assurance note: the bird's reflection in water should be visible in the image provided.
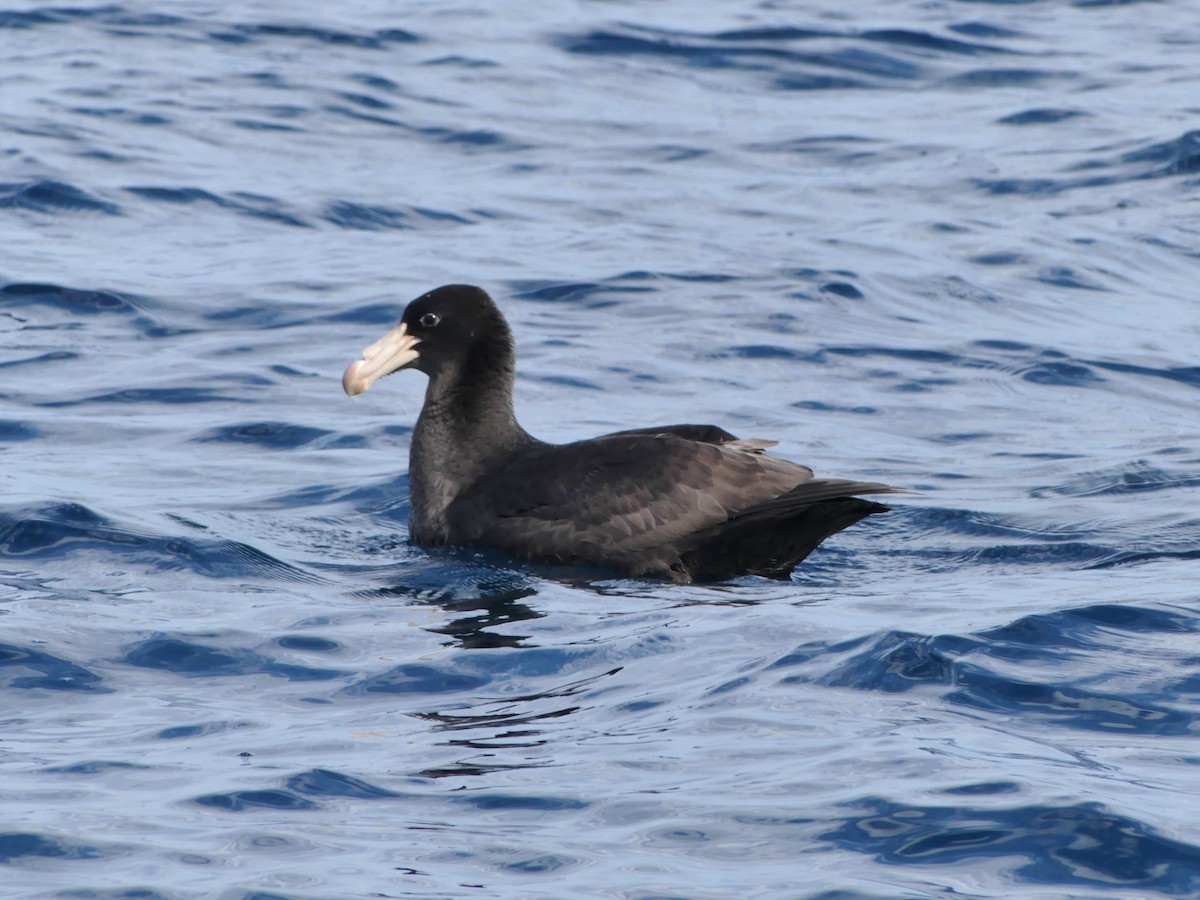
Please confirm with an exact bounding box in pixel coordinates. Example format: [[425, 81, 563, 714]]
[[357, 569, 545, 648], [352, 564, 632, 780], [425, 584, 543, 649]]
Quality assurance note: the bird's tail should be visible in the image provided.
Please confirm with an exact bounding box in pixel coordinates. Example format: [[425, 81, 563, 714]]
[[677, 479, 900, 581]]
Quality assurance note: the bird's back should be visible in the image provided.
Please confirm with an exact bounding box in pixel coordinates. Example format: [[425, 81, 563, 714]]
[[444, 428, 890, 578]]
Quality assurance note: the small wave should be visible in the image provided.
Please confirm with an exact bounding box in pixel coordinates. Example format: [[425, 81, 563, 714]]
[[0, 419, 40, 441], [342, 663, 493, 696], [192, 768, 413, 814], [999, 108, 1087, 126], [860, 28, 1012, 57], [449, 793, 588, 812], [0, 281, 142, 316], [194, 789, 317, 811], [41, 760, 150, 775], [1089, 359, 1200, 390], [125, 185, 310, 228], [0, 179, 121, 215], [946, 67, 1074, 88], [286, 768, 404, 799], [0, 831, 113, 863], [123, 637, 347, 681], [194, 421, 335, 449], [775, 606, 1199, 735], [509, 280, 654, 307], [276, 635, 341, 652], [0, 642, 109, 693], [559, 27, 886, 89], [156, 721, 251, 740], [976, 129, 1200, 196], [208, 22, 419, 49], [559, 23, 1018, 92], [984, 602, 1198, 650], [1033, 460, 1199, 498], [322, 200, 474, 231], [37, 386, 243, 408], [823, 797, 1200, 892], [414, 124, 529, 151], [0, 502, 314, 581]]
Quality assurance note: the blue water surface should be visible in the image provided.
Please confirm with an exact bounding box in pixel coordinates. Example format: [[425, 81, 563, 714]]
[[3, 2, 1199, 898]]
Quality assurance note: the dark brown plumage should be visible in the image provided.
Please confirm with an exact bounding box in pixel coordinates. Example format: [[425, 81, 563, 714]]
[[343, 285, 903, 582]]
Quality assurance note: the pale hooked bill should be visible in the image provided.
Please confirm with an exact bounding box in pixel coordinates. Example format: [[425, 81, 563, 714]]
[[342, 322, 421, 396]]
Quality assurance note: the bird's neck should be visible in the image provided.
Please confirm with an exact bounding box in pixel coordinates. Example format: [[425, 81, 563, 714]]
[[407, 357, 538, 544]]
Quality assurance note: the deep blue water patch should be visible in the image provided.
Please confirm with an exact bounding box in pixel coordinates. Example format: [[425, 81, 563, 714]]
[[1118, 129, 1200, 177], [984, 602, 1199, 650], [194, 421, 334, 449], [509, 280, 655, 306], [975, 129, 1200, 196], [1089, 359, 1200, 390], [999, 108, 1086, 125], [41, 760, 151, 775], [0, 419, 39, 441], [0, 180, 121, 215], [156, 721, 251, 740], [1034, 460, 1199, 498], [776, 607, 1200, 735], [125, 186, 310, 227], [321, 201, 473, 231], [0, 503, 309, 579], [342, 663, 492, 696], [414, 125, 524, 150], [193, 789, 318, 812], [1018, 357, 1102, 386], [37, 386, 242, 408], [124, 638, 270, 676], [450, 793, 588, 812], [286, 769, 404, 800], [0, 831, 108, 862], [946, 68, 1069, 88], [1, 282, 142, 316], [210, 22, 419, 49], [123, 638, 347, 681], [823, 798, 1200, 894], [275, 635, 341, 653], [0, 642, 108, 692], [322, 201, 412, 231], [558, 25, 927, 86], [941, 781, 1021, 797], [945, 661, 1193, 734]]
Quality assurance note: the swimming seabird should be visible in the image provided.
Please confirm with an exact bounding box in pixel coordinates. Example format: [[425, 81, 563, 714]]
[[343, 284, 901, 582]]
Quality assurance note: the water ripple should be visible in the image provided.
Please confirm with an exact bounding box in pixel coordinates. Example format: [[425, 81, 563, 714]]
[[824, 797, 1200, 894], [0, 180, 121, 215]]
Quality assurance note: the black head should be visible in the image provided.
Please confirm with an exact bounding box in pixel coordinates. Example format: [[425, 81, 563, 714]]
[[343, 284, 515, 397], [399, 284, 513, 379]]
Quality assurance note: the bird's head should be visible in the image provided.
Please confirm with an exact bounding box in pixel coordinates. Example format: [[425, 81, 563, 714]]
[[342, 284, 511, 396]]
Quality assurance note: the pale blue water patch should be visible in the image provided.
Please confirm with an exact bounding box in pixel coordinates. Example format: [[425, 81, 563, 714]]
[[2, 1, 1199, 898]]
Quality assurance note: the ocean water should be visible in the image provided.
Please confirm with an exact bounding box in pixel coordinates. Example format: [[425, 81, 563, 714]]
[[2, 1, 1199, 897]]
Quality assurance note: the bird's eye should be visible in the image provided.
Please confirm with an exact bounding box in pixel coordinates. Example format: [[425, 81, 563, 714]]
[[419, 312, 441, 328]]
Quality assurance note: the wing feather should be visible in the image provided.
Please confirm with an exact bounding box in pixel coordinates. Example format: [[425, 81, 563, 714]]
[[445, 432, 813, 568]]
